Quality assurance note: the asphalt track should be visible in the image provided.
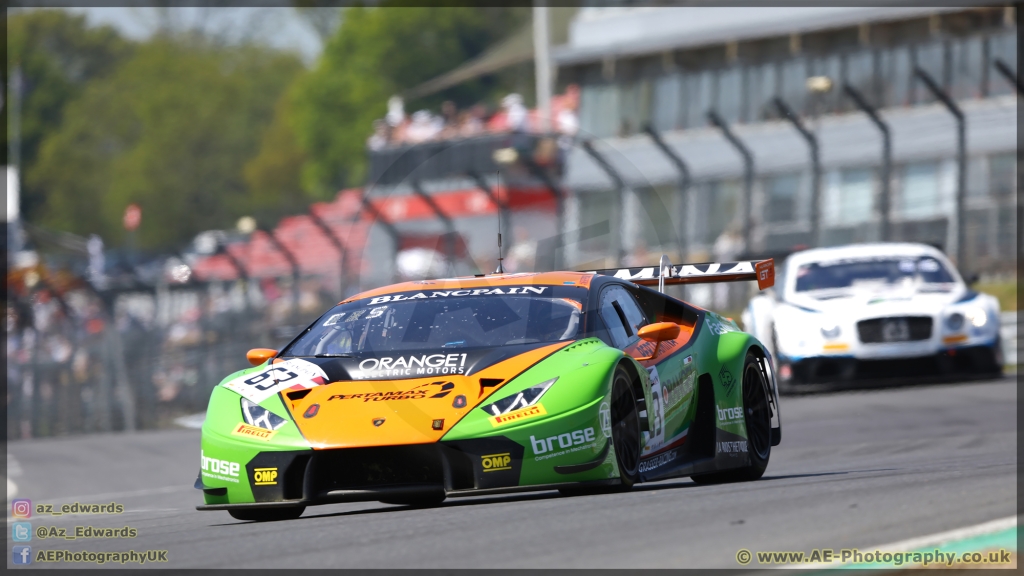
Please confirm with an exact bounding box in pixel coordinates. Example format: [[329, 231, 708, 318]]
[[6, 376, 1017, 569]]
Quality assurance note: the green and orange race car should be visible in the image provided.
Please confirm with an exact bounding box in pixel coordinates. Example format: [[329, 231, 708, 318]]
[[195, 257, 782, 521]]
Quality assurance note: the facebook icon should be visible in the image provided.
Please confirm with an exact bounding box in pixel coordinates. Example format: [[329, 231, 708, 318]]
[[12, 545, 33, 565]]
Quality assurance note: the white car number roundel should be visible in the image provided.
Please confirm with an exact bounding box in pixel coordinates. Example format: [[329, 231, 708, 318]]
[[223, 358, 327, 403]]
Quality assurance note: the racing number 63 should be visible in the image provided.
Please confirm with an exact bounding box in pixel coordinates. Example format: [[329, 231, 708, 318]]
[[244, 367, 298, 391]]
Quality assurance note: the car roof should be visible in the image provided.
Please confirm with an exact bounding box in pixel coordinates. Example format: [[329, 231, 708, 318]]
[[784, 243, 946, 268], [342, 271, 595, 303]]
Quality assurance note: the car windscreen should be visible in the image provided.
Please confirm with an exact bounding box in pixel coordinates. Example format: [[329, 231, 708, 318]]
[[280, 287, 587, 357], [794, 256, 956, 292]]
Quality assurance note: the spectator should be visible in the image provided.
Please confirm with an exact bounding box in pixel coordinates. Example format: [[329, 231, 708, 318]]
[[459, 104, 486, 137], [386, 95, 406, 127], [367, 119, 389, 151], [502, 93, 527, 132], [406, 110, 441, 143], [555, 86, 579, 174], [439, 100, 459, 139]]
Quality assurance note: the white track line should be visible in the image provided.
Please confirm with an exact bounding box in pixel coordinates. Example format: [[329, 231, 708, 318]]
[[781, 515, 1019, 569]]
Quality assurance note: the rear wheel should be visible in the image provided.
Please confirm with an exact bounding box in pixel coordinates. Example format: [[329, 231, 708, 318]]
[[559, 364, 641, 496], [692, 352, 771, 484], [228, 506, 305, 522]]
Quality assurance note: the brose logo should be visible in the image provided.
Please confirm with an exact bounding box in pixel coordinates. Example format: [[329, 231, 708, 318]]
[[253, 467, 278, 486], [717, 405, 744, 423], [531, 427, 596, 455], [481, 453, 512, 472], [201, 450, 240, 481]]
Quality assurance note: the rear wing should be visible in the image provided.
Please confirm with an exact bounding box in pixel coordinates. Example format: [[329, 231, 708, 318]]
[[586, 256, 775, 291]]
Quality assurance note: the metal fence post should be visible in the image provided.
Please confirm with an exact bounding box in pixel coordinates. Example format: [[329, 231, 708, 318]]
[[843, 84, 892, 243], [642, 124, 691, 261], [914, 67, 967, 268], [773, 97, 822, 247], [707, 110, 755, 255]]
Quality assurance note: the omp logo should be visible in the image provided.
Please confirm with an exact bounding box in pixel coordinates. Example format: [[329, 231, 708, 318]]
[[717, 405, 744, 423], [531, 427, 596, 455], [201, 451, 240, 478], [253, 468, 278, 486], [481, 453, 512, 472], [231, 423, 278, 442], [489, 404, 547, 427]]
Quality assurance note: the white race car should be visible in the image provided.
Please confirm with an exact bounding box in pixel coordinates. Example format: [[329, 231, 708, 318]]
[[742, 243, 1003, 388]]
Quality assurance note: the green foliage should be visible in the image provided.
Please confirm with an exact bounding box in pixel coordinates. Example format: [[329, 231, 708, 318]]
[[976, 280, 1017, 311], [13, 6, 526, 251], [6, 10, 133, 223], [290, 4, 527, 192], [29, 37, 303, 249], [243, 90, 315, 227]]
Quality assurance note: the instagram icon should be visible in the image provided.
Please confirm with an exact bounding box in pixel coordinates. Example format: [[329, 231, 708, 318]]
[[11, 499, 31, 519]]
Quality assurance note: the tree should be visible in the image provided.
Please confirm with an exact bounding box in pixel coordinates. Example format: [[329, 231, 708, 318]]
[[29, 38, 304, 250], [289, 5, 527, 193], [242, 91, 315, 227], [5, 10, 133, 223]]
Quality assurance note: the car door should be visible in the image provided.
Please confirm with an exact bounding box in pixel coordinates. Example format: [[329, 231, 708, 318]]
[[595, 284, 668, 451]]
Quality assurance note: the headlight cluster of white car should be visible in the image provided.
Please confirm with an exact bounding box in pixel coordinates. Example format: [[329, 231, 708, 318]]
[[949, 307, 988, 329], [819, 321, 841, 339]]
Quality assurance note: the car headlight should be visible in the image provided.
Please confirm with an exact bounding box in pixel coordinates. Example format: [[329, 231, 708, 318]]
[[240, 397, 288, 430], [820, 322, 841, 339], [965, 307, 988, 328], [481, 378, 556, 416], [945, 312, 965, 331]]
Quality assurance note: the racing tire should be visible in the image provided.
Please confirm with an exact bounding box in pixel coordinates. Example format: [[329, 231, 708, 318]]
[[974, 337, 1005, 377], [692, 352, 771, 484], [559, 364, 641, 496], [609, 364, 642, 489], [228, 506, 305, 522]]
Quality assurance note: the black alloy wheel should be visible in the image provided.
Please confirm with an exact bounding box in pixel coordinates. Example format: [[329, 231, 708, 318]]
[[610, 365, 641, 488], [692, 351, 772, 484], [743, 359, 772, 463]]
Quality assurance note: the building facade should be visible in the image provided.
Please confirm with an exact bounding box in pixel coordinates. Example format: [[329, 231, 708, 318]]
[[554, 4, 1018, 275]]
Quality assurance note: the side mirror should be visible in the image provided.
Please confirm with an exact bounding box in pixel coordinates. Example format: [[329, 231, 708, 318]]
[[965, 273, 980, 287], [634, 322, 681, 361], [246, 348, 277, 366]]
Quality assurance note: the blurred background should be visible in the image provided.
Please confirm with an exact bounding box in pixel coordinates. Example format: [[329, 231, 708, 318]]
[[5, 3, 1019, 439]]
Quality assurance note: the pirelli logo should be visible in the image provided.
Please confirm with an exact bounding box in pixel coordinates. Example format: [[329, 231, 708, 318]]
[[231, 423, 278, 442], [488, 404, 547, 427]]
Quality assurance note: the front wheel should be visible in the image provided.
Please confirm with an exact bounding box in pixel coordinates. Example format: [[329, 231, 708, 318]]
[[692, 352, 772, 484], [610, 364, 642, 489], [559, 364, 641, 497], [228, 506, 305, 522]]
